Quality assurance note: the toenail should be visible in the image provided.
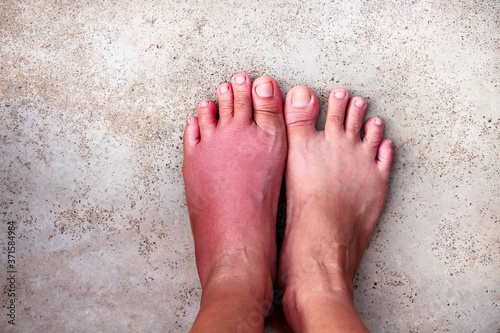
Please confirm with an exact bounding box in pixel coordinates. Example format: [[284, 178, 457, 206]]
[[355, 99, 366, 108], [291, 90, 311, 107], [235, 76, 246, 84], [200, 100, 209, 107], [375, 118, 383, 126], [186, 117, 191, 124], [255, 82, 273, 97], [334, 91, 346, 99], [219, 84, 229, 94]]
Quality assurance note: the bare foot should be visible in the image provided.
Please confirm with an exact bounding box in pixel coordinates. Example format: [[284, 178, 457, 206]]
[[277, 86, 394, 331], [182, 73, 287, 332]]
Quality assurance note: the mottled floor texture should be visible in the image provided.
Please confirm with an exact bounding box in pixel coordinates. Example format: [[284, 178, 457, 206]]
[[1, 0, 499, 332]]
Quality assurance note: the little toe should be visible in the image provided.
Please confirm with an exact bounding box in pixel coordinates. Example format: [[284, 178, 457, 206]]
[[216, 82, 234, 121], [284, 86, 320, 138], [197, 99, 217, 137], [231, 73, 253, 121], [344, 97, 367, 139], [183, 116, 200, 151], [363, 117, 385, 157], [377, 139, 394, 176], [251, 75, 285, 134], [325, 89, 349, 137]]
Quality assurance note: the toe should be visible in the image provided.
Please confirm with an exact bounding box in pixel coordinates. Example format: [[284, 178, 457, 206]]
[[344, 97, 367, 139], [284, 86, 320, 138], [216, 82, 234, 121], [251, 75, 285, 134], [363, 117, 385, 157], [231, 73, 253, 121], [325, 89, 348, 137], [197, 99, 217, 137], [377, 139, 394, 176], [183, 116, 200, 150]]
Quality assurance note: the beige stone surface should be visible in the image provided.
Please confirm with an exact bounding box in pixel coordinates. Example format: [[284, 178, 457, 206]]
[[1, 0, 499, 331]]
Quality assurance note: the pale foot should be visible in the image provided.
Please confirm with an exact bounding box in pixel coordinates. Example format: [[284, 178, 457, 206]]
[[182, 73, 287, 332], [277, 86, 394, 332]]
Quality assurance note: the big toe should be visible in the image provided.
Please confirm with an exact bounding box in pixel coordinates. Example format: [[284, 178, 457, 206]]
[[251, 75, 285, 135], [284, 86, 320, 139]]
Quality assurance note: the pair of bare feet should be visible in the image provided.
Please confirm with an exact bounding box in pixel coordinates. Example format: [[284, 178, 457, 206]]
[[182, 73, 393, 332]]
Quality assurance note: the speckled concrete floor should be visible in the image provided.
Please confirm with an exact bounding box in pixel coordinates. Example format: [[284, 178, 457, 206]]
[[1, 0, 499, 332]]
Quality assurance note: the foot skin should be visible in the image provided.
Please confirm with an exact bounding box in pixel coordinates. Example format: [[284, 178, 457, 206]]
[[183, 73, 287, 332], [278, 86, 394, 332]]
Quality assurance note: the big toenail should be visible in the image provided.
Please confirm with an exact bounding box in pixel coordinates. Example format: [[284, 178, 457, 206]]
[[255, 82, 273, 97], [355, 99, 366, 108], [235, 76, 246, 84], [292, 91, 311, 107], [219, 84, 229, 94], [375, 118, 383, 126], [334, 91, 346, 99], [200, 100, 209, 107]]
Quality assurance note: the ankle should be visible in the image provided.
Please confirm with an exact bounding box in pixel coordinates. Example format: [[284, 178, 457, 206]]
[[201, 251, 276, 311], [283, 265, 354, 304], [282, 281, 367, 332], [198, 246, 276, 288], [192, 275, 274, 333], [284, 294, 368, 332], [280, 240, 357, 291], [279, 257, 358, 326], [203, 269, 275, 303]]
